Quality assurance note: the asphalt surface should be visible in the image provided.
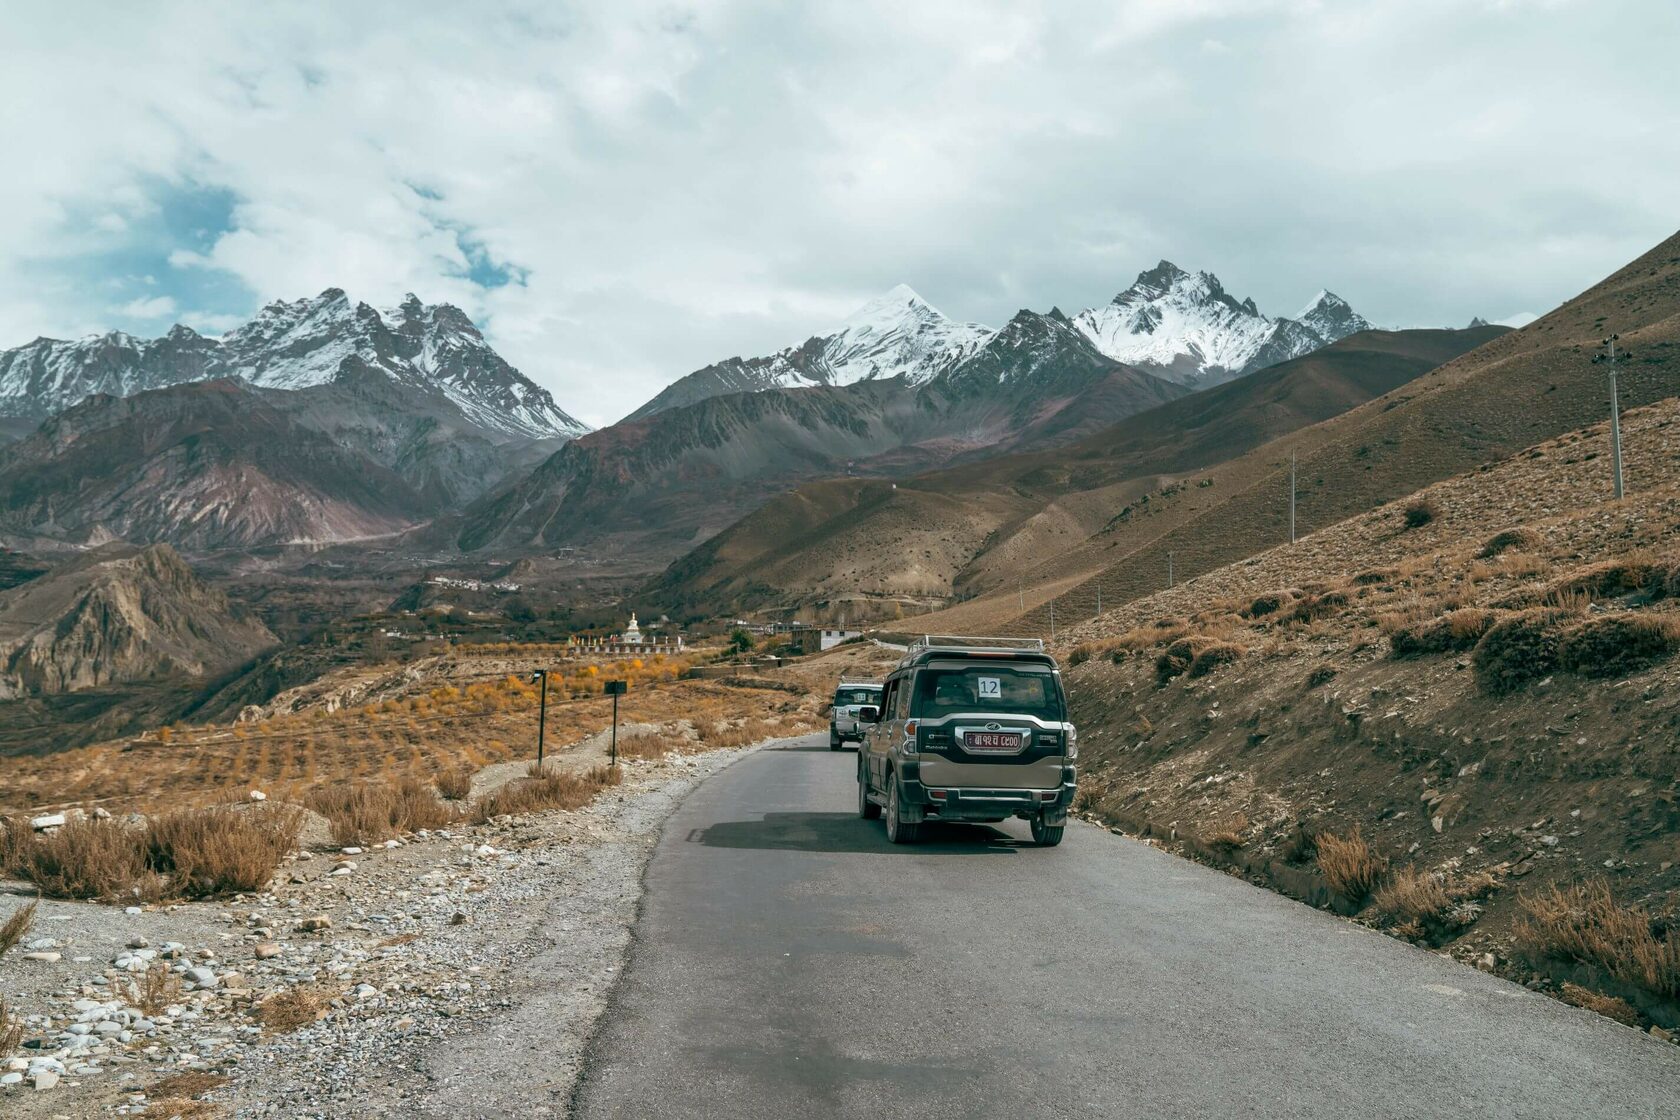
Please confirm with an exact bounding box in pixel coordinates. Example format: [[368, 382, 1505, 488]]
[[572, 735, 1680, 1118]]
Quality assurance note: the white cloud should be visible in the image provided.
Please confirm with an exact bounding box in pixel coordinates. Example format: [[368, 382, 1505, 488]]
[[0, 0, 1676, 423], [116, 295, 178, 318]]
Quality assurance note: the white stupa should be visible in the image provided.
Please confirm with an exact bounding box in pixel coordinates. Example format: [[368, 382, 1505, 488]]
[[624, 612, 643, 645]]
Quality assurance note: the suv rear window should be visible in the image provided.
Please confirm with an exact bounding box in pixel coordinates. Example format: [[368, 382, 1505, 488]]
[[834, 687, 881, 706], [911, 664, 1064, 720]]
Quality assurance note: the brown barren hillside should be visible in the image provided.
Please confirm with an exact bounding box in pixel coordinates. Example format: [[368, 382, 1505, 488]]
[[646, 324, 1507, 623], [968, 229, 1680, 636], [1050, 393, 1680, 1030]]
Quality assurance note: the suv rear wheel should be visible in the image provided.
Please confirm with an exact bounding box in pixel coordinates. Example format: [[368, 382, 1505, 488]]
[[884, 772, 920, 844], [830, 729, 842, 750], [1030, 815, 1064, 847], [857, 763, 880, 820]]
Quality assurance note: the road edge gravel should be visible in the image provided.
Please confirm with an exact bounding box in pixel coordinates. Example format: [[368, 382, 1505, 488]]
[[225, 742, 765, 1119]]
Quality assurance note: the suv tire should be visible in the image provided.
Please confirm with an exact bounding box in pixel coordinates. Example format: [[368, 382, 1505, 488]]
[[884, 772, 920, 844], [857, 764, 881, 820], [830, 730, 842, 750], [1030, 816, 1065, 847]]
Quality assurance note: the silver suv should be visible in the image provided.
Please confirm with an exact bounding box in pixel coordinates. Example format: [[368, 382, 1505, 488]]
[[829, 679, 883, 751], [856, 636, 1076, 846]]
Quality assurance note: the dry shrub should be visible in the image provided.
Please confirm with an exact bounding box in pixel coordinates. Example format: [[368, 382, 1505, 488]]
[[1402, 498, 1440, 528], [256, 985, 332, 1034], [149, 1072, 228, 1101], [1547, 558, 1661, 603], [1351, 568, 1397, 587], [1316, 828, 1387, 904], [1373, 866, 1450, 927], [145, 805, 303, 898], [1479, 527, 1542, 558], [1471, 608, 1575, 694], [0, 993, 23, 1058], [1201, 812, 1248, 853], [1387, 608, 1499, 658], [617, 730, 691, 760], [1518, 880, 1680, 1000], [0, 816, 30, 875], [1112, 618, 1191, 652], [1305, 665, 1337, 689], [129, 960, 183, 1015], [1662, 556, 1680, 600], [1557, 614, 1680, 678], [1245, 591, 1294, 618], [698, 718, 780, 748], [473, 764, 622, 822], [308, 778, 458, 845], [0, 897, 36, 956], [1068, 643, 1094, 667], [1559, 982, 1642, 1027], [143, 1096, 221, 1119], [1187, 641, 1245, 678], [1155, 635, 1227, 683], [1289, 590, 1349, 624], [435, 767, 473, 801], [16, 817, 150, 901]]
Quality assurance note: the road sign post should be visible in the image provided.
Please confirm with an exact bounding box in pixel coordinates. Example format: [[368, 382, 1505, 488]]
[[604, 679, 628, 766], [531, 669, 549, 767]]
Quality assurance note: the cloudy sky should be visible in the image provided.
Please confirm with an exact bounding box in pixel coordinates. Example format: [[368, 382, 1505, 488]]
[[4, 1, 1676, 426]]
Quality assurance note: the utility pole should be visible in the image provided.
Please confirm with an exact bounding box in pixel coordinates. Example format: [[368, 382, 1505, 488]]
[[1049, 600, 1056, 641], [1592, 335, 1627, 500], [1018, 582, 1024, 611], [1167, 551, 1174, 589], [1289, 450, 1297, 544], [1095, 583, 1101, 617]]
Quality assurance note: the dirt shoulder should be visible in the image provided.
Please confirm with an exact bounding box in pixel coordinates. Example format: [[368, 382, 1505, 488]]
[[0, 743, 762, 1118]]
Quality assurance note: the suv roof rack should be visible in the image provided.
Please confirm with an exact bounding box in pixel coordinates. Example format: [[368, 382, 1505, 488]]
[[905, 635, 1046, 657], [835, 677, 883, 687]]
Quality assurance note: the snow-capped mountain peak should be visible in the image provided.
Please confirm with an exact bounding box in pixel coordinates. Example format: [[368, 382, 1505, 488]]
[[0, 290, 588, 440], [1073, 264, 1373, 386], [1296, 290, 1372, 342], [823, 285, 991, 387], [624, 283, 993, 420]]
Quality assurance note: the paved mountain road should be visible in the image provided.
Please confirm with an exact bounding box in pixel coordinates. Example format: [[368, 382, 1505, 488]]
[[572, 736, 1679, 1118]]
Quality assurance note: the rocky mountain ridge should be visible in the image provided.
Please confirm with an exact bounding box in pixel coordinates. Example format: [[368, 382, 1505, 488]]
[[0, 543, 275, 698], [630, 266, 1371, 421], [0, 289, 588, 441], [1072, 261, 1373, 386], [0, 379, 443, 552], [626, 285, 989, 420], [457, 308, 1186, 559], [638, 323, 1510, 622]]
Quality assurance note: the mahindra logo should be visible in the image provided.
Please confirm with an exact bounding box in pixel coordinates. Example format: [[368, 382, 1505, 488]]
[[985, 722, 1002, 731]]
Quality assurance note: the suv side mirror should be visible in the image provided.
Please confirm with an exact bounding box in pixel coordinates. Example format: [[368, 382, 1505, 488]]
[[857, 705, 880, 723]]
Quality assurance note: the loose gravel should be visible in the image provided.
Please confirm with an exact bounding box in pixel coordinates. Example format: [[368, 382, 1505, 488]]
[[0, 744, 760, 1119]]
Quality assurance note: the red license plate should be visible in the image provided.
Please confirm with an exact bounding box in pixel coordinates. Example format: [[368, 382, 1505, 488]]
[[965, 731, 1023, 752]]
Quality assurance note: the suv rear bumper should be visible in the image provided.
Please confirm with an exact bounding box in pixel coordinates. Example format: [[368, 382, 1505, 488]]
[[896, 765, 1076, 824]]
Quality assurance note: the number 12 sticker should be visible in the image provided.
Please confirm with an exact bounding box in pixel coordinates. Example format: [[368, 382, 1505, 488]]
[[977, 676, 1002, 698]]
